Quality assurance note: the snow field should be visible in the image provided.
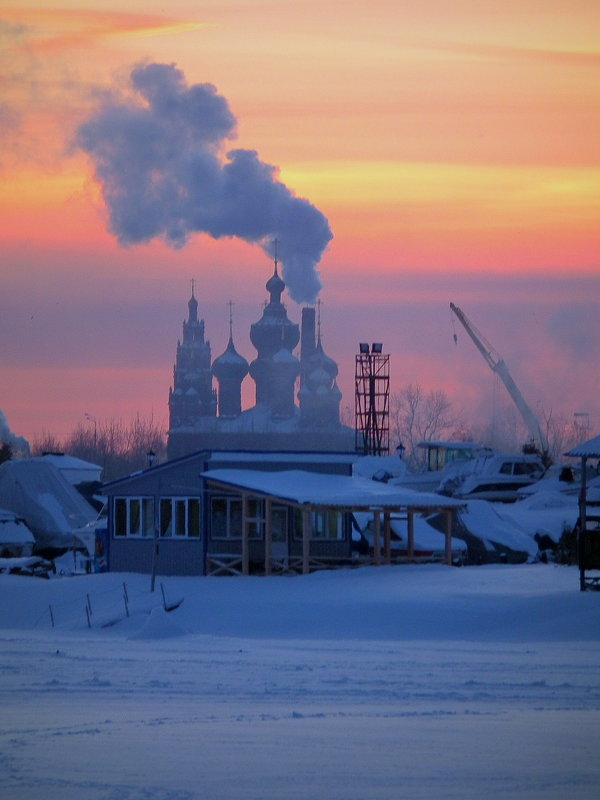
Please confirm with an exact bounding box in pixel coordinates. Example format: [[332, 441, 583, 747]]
[[1, 564, 599, 799]]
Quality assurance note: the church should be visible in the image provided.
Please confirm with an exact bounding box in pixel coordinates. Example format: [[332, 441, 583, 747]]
[[167, 259, 354, 458]]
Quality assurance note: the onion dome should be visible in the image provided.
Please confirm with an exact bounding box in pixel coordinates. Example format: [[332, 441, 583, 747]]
[[212, 336, 249, 382], [273, 346, 301, 379], [310, 338, 338, 381], [250, 263, 300, 356], [308, 366, 331, 392], [265, 266, 285, 304]]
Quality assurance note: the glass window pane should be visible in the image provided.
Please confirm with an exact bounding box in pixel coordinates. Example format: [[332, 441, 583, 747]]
[[115, 499, 127, 536], [293, 508, 303, 539], [230, 499, 242, 538], [175, 500, 186, 536], [248, 521, 262, 539], [211, 498, 227, 539], [188, 499, 200, 537], [160, 499, 172, 537], [129, 499, 140, 535], [272, 507, 287, 542], [142, 498, 154, 537]]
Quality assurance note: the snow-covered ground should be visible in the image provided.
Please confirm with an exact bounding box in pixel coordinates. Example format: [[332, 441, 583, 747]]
[[1, 563, 599, 799]]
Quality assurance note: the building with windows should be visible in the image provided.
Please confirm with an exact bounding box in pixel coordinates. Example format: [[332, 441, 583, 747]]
[[101, 449, 463, 577], [167, 260, 353, 459]]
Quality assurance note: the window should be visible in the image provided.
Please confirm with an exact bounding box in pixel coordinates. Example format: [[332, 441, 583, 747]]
[[160, 498, 201, 538], [312, 510, 344, 540], [245, 497, 265, 540], [114, 497, 154, 538], [514, 462, 542, 476], [293, 509, 344, 540], [272, 505, 288, 543], [210, 495, 263, 539]]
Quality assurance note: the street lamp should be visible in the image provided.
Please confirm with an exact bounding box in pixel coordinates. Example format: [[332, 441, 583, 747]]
[[147, 449, 156, 468]]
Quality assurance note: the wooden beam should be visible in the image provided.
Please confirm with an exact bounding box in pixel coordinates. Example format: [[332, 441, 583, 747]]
[[265, 497, 272, 576], [373, 510, 381, 566], [242, 494, 250, 576], [444, 510, 452, 565], [384, 511, 391, 565], [579, 456, 588, 591], [407, 510, 414, 561], [302, 508, 311, 575]]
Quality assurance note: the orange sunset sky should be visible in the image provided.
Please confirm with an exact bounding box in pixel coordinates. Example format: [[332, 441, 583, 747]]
[[1, 0, 599, 447]]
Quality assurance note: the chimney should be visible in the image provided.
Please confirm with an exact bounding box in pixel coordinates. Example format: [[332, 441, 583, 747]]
[[300, 307, 316, 376]]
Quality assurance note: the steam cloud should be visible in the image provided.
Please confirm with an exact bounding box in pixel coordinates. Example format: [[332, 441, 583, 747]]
[[0, 410, 30, 455], [77, 63, 332, 303]]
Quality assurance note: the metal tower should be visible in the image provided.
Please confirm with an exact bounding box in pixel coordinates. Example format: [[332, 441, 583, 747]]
[[355, 343, 390, 455]]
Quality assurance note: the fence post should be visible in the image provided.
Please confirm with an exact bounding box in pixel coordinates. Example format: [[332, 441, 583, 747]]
[[123, 583, 129, 617]]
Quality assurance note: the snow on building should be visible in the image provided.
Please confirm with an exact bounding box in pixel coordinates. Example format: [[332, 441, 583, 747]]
[[0, 508, 35, 557], [167, 260, 354, 459], [34, 452, 103, 485], [0, 459, 97, 557], [101, 449, 463, 577]]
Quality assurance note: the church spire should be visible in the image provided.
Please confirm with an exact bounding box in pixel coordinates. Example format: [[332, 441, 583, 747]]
[[188, 278, 198, 323]]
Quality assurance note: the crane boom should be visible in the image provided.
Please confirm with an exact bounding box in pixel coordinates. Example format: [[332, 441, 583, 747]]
[[449, 302, 549, 455]]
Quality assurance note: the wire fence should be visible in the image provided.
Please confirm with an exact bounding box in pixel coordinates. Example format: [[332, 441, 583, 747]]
[[33, 581, 181, 632]]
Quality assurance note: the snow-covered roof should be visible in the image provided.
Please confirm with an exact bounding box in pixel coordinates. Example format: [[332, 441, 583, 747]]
[[202, 469, 464, 510], [34, 453, 103, 485], [0, 460, 97, 548], [0, 508, 35, 545], [565, 433, 600, 459]]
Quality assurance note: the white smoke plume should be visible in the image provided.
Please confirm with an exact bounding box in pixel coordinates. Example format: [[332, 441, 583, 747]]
[[76, 62, 332, 303], [0, 410, 30, 455]]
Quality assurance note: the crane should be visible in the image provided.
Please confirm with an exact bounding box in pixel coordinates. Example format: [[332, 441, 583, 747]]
[[449, 302, 550, 459]]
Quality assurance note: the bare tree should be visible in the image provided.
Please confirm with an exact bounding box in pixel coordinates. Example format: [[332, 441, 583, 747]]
[[65, 415, 167, 481], [31, 416, 167, 481], [31, 430, 64, 456], [390, 384, 463, 469]]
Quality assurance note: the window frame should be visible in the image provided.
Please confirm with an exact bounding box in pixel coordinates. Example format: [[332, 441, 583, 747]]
[[113, 496, 154, 538], [159, 496, 201, 539], [210, 494, 264, 540], [293, 509, 345, 541]]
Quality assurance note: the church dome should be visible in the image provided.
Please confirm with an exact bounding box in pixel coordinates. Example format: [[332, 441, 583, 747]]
[[308, 338, 338, 381], [266, 268, 285, 301], [212, 337, 249, 381], [273, 346, 301, 379], [250, 263, 300, 357]]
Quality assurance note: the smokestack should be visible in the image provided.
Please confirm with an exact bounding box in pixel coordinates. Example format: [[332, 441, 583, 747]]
[[77, 63, 332, 304], [300, 307, 316, 384]]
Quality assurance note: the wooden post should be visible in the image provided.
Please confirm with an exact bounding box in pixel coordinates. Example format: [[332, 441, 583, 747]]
[[407, 510, 414, 561], [373, 510, 381, 566], [579, 456, 588, 591], [242, 494, 250, 576], [383, 511, 391, 564], [302, 508, 311, 575], [265, 498, 272, 576], [445, 510, 453, 565]]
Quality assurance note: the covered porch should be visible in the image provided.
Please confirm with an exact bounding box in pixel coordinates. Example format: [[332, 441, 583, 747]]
[[202, 469, 464, 576]]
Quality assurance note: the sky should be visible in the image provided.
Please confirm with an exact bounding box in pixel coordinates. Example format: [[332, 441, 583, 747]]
[[1, 0, 599, 448]]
